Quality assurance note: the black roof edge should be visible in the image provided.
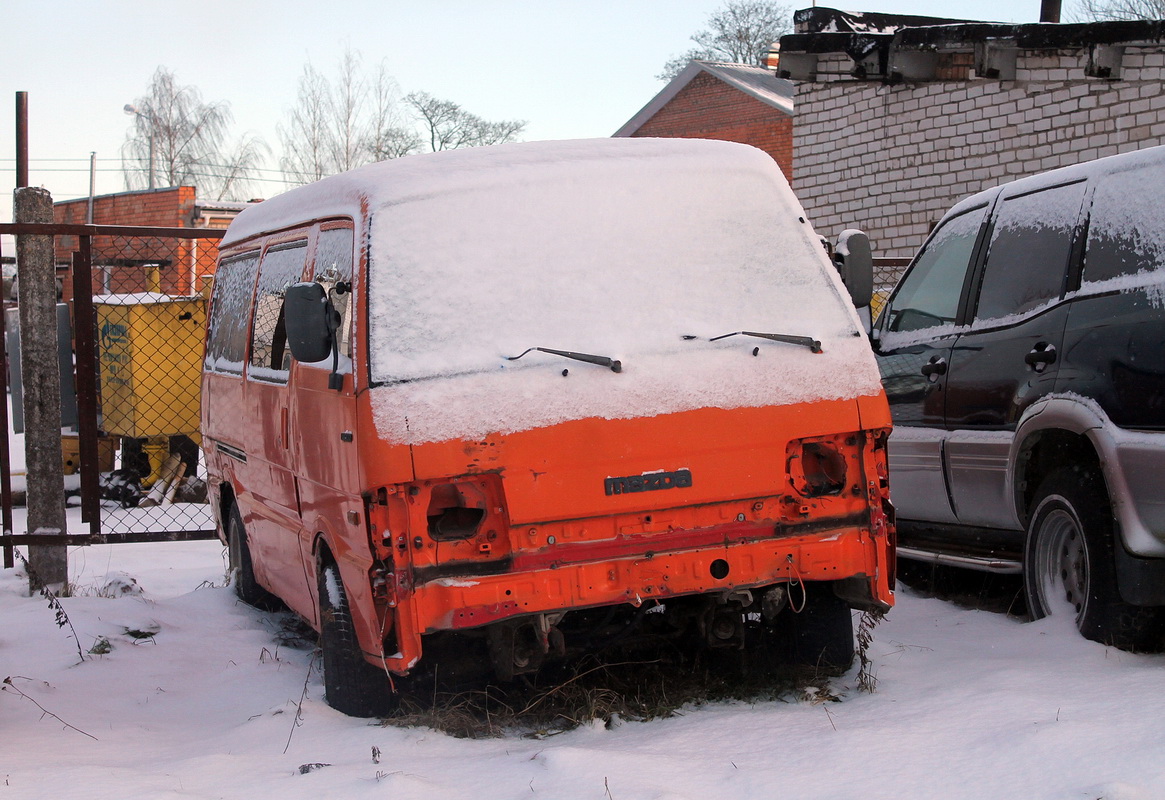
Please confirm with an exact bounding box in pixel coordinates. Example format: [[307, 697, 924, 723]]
[[781, 31, 890, 59], [782, 16, 1165, 58], [793, 6, 988, 34], [892, 18, 1165, 49]]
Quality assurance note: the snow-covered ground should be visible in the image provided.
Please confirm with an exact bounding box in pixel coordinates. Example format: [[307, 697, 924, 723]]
[[3, 540, 1163, 800]]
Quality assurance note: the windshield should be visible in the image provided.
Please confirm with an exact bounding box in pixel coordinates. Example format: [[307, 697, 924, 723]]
[[365, 152, 858, 385]]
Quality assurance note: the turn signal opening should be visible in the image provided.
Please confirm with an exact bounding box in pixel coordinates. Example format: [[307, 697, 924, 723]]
[[791, 441, 848, 497], [427, 483, 487, 541]]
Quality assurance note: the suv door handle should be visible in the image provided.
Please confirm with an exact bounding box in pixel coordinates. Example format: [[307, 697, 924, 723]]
[[1025, 343, 1057, 373], [920, 356, 947, 381]]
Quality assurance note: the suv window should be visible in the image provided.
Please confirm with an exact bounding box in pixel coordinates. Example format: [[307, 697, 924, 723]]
[[1083, 167, 1165, 284], [883, 205, 987, 333], [250, 242, 308, 382], [974, 182, 1085, 321], [205, 252, 258, 374]]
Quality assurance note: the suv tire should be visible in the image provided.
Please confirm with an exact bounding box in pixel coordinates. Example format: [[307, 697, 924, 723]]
[[1023, 468, 1165, 652]]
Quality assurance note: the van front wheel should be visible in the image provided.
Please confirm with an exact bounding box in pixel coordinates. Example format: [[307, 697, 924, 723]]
[[317, 560, 397, 717], [1024, 468, 1165, 651]]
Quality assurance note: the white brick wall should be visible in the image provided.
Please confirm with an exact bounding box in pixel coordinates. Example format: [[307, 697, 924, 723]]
[[793, 48, 1165, 258]]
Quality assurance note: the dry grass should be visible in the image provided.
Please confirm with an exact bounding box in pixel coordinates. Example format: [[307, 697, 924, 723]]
[[384, 643, 844, 739]]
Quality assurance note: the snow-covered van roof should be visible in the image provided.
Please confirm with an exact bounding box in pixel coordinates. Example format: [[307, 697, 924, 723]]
[[223, 139, 883, 444]]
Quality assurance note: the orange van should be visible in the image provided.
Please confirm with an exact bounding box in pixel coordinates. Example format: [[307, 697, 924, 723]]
[[202, 138, 894, 715]]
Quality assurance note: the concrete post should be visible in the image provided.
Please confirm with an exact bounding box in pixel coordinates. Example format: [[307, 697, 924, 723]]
[[14, 186, 67, 594]]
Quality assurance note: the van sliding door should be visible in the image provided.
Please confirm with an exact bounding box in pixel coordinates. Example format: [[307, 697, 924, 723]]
[[243, 240, 310, 608]]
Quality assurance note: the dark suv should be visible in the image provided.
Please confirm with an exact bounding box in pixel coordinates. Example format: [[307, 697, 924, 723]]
[[873, 145, 1165, 650]]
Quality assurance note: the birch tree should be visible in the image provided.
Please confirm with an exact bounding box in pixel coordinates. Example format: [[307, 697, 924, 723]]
[[122, 67, 267, 200], [279, 49, 526, 185]]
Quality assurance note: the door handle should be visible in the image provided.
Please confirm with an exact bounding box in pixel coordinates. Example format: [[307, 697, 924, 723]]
[[1025, 343, 1057, 373], [920, 356, 947, 382]]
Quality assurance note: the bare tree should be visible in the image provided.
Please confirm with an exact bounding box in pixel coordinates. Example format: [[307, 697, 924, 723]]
[[1074, 0, 1165, 19], [279, 49, 525, 185], [405, 92, 526, 152], [367, 62, 423, 161], [279, 50, 422, 184], [659, 0, 793, 80], [122, 67, 268, 200]]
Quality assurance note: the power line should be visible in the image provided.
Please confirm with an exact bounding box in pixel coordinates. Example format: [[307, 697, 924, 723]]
[[0, 166, 296, 185]]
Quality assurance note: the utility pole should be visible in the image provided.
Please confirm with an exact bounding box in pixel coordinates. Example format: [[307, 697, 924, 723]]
[[14, 93, 67, 594]]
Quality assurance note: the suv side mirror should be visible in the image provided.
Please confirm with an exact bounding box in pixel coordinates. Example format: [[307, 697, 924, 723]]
[[283, 282, 336, 363], [833, 229, 874, 308]]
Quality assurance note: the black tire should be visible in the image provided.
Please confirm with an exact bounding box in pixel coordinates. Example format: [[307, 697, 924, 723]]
[[1024, 468, 1165, 652], [226, 503, 280, 610], [318, 559, 397, 717], [769, 583, 855, 673]]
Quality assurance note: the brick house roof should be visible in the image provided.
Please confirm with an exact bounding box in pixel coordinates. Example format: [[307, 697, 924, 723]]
[[614, 61, 794, 137]]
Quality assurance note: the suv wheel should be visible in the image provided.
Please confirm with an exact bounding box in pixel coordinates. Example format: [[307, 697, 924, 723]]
[[1023, 468, 1165, 651]]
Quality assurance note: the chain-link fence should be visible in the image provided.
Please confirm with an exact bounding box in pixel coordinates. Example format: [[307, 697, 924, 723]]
[[80, 232, 219, 536], [871, 257, 911, 321], [1, 224, 224, 557]]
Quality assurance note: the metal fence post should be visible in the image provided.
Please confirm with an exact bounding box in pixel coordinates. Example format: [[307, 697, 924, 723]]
[[72, 239, 100, 533]]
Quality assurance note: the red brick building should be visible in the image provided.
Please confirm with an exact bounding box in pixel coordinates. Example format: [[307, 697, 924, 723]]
[[614, 61, 795, 183], [53, 187, 251, 297]]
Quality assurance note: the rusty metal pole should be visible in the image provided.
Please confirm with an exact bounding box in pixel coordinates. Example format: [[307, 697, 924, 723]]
[[1040, 0, 1062, 22], [16, 92, 29, 189], [0, 235, 12, 569], [72, 240, 101, 533], [14, 187, 68, 593]]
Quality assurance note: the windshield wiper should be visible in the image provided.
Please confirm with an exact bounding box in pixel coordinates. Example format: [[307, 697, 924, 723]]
[[506, 347, 623, 372], [709, 331, 822, 354]]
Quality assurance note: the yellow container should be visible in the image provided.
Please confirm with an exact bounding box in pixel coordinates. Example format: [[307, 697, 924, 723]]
[[95, 294, 206, 439], [61, 433, 118, 474]]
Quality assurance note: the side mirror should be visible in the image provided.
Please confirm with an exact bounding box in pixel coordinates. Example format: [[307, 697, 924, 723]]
[[833, 229, 874, 309], [283, 282, 335, 363]]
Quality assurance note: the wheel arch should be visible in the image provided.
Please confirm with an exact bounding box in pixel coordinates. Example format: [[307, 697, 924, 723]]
[[1010, 395, 1165, 558], [213, 481, 237, 546], [308, 518, 388, 660]]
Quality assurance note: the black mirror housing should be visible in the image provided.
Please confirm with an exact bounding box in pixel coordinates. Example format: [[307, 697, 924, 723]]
[[283, 282, 334, 363], [833, 229, 874, 308]]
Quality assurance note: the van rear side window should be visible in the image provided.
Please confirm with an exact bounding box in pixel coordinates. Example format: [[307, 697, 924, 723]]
[[206, 252, 258, 374], [250, 242, 308, 383]]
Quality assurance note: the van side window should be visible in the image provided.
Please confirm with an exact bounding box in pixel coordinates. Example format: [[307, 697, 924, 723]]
[[314, 228, 354, 360], [884, 206, 986, 333], [974, 182, 1086, 321], [1083, 168, 1165, 283], [206, 252, 258, 374], [250, 242, 308, 383]]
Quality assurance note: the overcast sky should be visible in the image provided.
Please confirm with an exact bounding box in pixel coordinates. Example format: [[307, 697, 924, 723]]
[[3, 0, 1061, 221]]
